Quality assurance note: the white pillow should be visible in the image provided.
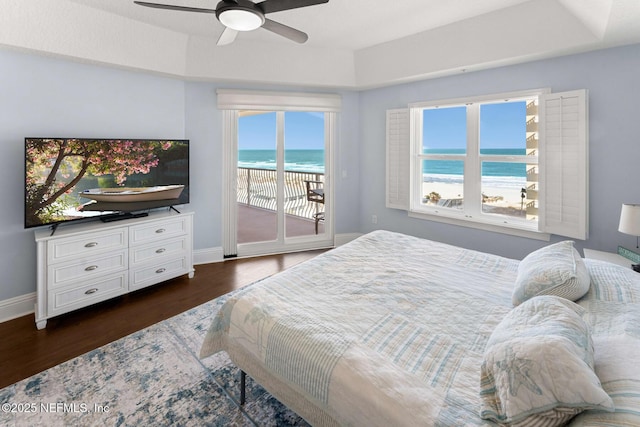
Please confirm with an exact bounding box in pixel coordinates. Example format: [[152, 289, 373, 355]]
[[480, 295, 614, 426], [512, 241, 590, 306]]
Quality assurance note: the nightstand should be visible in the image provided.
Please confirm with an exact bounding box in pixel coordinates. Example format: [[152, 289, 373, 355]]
[[583, 248, 635, 268]]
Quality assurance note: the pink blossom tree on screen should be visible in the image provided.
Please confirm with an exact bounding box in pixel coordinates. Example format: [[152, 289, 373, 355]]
[[26, 139, 172, 225]]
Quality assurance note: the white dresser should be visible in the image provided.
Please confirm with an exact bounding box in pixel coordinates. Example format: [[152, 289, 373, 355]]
[[34, 211, 194, 329]]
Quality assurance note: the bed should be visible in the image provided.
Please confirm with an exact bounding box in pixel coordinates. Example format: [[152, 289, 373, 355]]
[[200, 230, 640, 426]]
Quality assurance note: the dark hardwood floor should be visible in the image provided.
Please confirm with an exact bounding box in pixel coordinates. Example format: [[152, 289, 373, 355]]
[[0, 250, 325, 390]]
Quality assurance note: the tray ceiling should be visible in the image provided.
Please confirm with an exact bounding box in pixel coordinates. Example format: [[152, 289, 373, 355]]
[[2, 0, 640, 88]]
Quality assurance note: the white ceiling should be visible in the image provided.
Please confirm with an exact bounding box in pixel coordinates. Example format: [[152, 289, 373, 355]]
[[66, 0, 537, 50], [2, 0, 640, 88]]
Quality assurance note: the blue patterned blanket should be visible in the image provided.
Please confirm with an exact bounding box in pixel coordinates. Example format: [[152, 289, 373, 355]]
[[200, 231, 640, 426]]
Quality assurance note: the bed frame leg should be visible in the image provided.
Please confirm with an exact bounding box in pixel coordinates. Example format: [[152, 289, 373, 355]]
[[240, 370, 246, 406]]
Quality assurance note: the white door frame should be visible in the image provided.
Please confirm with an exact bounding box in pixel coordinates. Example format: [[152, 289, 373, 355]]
[[219, 89, 341, 258]]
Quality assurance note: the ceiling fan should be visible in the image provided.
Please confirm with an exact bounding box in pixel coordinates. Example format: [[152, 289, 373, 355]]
[[134, 0, 329, 46]]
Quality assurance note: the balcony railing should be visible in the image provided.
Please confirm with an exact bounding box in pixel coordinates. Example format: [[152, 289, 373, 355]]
[[237, 167, 324, 221]]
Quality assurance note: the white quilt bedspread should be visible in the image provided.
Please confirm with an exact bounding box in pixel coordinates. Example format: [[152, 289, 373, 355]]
[[200, 230, 640, 426]]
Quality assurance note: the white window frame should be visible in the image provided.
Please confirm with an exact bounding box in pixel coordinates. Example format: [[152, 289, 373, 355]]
[[409, 89, 547, 238], [387, 88, 588, 241]]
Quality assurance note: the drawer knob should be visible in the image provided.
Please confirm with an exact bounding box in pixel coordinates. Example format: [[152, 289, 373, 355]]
[[156, 268, 166, 274], [155, 248, 166, 254], [155, 228, 166, 234], [85, 288, 98, 295], [84, 265, 99, 272], [84, 242, 99, 248]]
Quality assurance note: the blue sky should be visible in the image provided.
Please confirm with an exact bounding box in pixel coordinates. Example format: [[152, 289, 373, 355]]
[[423, 101, 526, 150], [237, 104, 524, 151], [238, 111, 325, 150]]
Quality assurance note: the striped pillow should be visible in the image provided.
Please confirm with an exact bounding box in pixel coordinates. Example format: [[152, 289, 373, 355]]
[[512, 241, 590, 306], [480, 296, 614, 426]]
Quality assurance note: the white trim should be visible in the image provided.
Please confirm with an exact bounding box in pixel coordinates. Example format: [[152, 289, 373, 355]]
[[5, 236, 365, 325], [222, 110, 239, 257], [193, 247, 224, 265], [404, 88, 551, 237], [217, 89, 342, 112], [538, 89, 589, 240], [220, 90, 339, 258], [226, 107, 337, 258], [276, 111, 286, 245], [335, 233, 363, 246], [409, 88, 550, 109], [237, 239, 335, 259], [386, 108, 410, 210], [197, 233, 361, 263], [325, 112, 336, 239], [0, 292, 36, 324], [408, 210, 550, 241]]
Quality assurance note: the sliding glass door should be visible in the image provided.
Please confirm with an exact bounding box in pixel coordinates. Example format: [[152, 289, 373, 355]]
[[237, 111, 278, 243], [235, 110, 331, 256]]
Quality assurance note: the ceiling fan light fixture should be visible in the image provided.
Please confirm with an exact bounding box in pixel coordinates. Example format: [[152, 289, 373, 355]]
[[135, 0, 325, 44], [218, 9, 264, 31]]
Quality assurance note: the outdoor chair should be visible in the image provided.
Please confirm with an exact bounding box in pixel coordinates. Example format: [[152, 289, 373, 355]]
[[304, 180, 324, 234]]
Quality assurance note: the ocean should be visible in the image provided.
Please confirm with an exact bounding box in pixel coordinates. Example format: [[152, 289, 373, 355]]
[[423, 148, 527, 189], [238, 148, 528, 188], [238, 149, 325, 173]]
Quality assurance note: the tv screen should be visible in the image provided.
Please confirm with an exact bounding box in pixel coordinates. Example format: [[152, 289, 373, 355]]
[[25, 138, 189, 229]]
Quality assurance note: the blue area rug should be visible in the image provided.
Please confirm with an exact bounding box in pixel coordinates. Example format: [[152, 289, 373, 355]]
[[0, 291, 309, 426]]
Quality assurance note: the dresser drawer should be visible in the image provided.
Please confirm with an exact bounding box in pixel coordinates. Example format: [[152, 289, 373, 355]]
[[130, 236, 188, 266], [48, 273, 127, 316], [129, 217, 188, 246], [129, 257, 188, 291], [34, 211, 194, 329], [47, 250, 128, 288], [47, 228, 127, 264]]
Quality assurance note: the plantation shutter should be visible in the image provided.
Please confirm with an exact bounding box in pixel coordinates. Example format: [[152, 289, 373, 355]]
[[538, 89, 588, 240], [386, 108, 410, 210]]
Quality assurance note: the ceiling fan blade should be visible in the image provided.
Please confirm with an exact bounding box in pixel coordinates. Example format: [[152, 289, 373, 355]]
[[217, 27, 239, 46], [262, 19, 308, 43], [256, 0, 328, 14], [133, 1, 217, 14]]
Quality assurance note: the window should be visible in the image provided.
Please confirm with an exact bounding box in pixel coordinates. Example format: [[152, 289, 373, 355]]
[[415, 93, 539, 229], [387, 89, 588, 240]]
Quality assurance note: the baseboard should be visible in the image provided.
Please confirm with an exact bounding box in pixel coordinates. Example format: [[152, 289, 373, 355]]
[[0, 248, 223, 325], [335, 233, 363, 246], [0, 292, 36, 323], [193, 247, 224, 265], [2, 239, 360, 324], [193, 235, 361, 265], [193, 233, 362, 265]]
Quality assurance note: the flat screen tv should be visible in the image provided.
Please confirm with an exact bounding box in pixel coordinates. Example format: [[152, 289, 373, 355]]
[[25, 138, 189, 229]]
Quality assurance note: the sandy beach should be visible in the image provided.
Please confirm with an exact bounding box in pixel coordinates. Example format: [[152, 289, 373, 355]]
[[422, 181, 529, 217]]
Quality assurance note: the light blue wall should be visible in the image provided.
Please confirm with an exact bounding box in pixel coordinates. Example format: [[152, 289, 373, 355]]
[[183, 83, 222, 251], [358, 43, 640, 259], [0, 49, 361, 301], [2, 43, 639, 302], [0, 50, 186, 302], [334, 91, 362, 233], [182, 81, 362, 249]]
